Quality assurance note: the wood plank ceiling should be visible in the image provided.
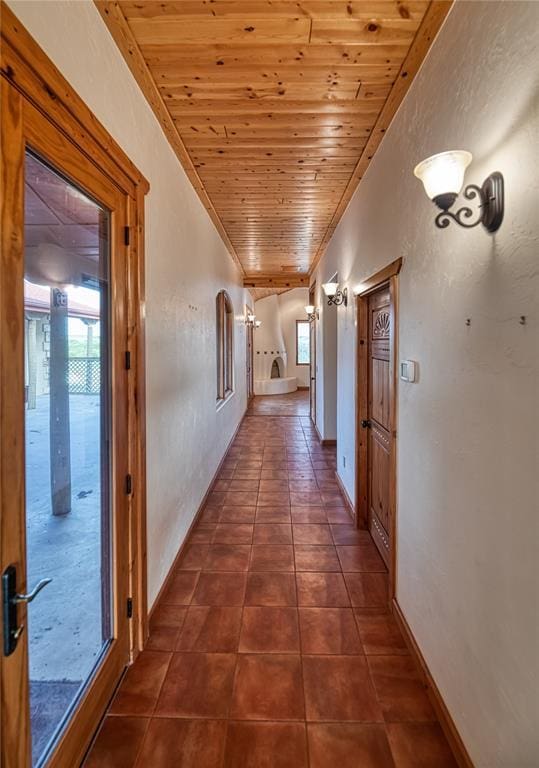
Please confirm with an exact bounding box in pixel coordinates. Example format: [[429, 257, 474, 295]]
[[97, 1, 451, 282]]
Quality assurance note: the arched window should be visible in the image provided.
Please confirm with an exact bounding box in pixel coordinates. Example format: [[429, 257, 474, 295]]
[[216, 290, 234, 401]]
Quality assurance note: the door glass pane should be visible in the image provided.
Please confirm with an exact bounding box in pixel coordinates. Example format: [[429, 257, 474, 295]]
[[24, 151, 111, 766]]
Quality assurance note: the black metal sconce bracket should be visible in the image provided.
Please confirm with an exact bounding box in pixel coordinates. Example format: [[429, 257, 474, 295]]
[[327, 288, 348, 307], [434, 171, 504, 232]]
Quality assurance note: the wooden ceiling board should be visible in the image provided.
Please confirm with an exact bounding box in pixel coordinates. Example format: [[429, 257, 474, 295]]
[[96, 0, 451, 278]]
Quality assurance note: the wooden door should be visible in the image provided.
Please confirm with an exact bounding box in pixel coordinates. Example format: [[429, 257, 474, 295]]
[[367, 285, 392, 567], [1, 83, 132, 768]]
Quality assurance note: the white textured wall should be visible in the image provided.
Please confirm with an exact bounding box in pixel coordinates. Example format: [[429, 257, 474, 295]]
[[312, 2, 539, 766], [8, 0, 251, 606], [252, 294, 287, 379]]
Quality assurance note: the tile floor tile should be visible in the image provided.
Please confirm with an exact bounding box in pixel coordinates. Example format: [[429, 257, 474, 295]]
[[296, 572, 350, 607], [307, 723, 395, 768], [83, 716, 149, 768], [162, 571, 199, 605], [292, 524, 333, 545], [245, 573, 297, 606], [386, 723, 458, 767], [344, 573, 389, 608], [250, 545, 295, 572], [203, 544, 252, 571], [253, 523, 293, 544], [367, 656, 435, 722], [299, 608, 362, 654], [134, 719, 227, 768], [230, 654, 305, 720], [224, 722, 308, 768], [303, 655, 383, 722], [192, 572, 247, 606], [294, 544, 340, 572], [337, 545, 387, 572], [355, 615, 409, 655], [176, 606, 242, 652], [110, 651, 171, 716], [213, 523, 254, 544], [219, 506, 256, 524], [156, 652, 236, 718], [255, 506, 291, 524], [239, 607, 300, 653]]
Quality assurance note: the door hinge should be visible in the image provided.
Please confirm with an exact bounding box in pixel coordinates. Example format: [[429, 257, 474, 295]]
[[127, 597, 133, 618], [125, 350, 131, 370], [125, 474, 132, 495], [124, 226, 130, 246]]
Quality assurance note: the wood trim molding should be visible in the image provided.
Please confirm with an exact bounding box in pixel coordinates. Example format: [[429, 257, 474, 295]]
[[356, 257, 403, 297], [314, 421, 336, 447], [335, 471, 355, 522], [309, 1, 452, 274], [392, 600, 475, 768], [243, 274, 309, 289], [148, 409, 248, 623], [94, 0, 243, 274]]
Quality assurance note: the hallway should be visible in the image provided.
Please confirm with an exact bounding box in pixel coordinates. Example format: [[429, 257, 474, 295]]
[[84, 393, 456, 768]]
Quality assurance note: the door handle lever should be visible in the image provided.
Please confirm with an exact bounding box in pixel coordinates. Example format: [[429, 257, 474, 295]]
[[13, 578, 52, 604], [3, 566, 52, 656]]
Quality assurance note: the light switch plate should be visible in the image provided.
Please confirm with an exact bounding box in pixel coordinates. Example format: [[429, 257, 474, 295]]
[[400, 360, 417, 383]]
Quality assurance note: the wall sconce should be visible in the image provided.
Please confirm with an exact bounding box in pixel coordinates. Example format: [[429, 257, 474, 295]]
[[414, 150, 504, 232], [254, 320, 261, 329], [322, 282, 348, 307], [246, 313, 256, 327], [304, 304, 319, 322]]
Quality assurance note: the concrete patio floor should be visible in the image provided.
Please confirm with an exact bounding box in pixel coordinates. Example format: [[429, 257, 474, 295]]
[[25, 394, 108, 762]]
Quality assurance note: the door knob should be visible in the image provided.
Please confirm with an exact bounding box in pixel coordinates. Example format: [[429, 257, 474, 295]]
[[361, 419, 371, 428]]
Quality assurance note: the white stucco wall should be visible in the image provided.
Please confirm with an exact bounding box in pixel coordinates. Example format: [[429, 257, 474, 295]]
[[312, 2, 539, 766], [7, 0, 251, 607]]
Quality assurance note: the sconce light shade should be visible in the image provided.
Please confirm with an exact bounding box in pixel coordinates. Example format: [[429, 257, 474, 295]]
[[305, 305, 315, 315], [414, 150, 472, 210], [247, 313, 256, 323], [322, 282, 339, 298], [255, 320, 262, 328]]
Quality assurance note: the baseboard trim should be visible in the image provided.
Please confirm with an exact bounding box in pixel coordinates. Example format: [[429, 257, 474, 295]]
[[147, 408, 247, 624], [392, 600, 475, 768], [297, 385, 309, 391], [335, 471, 356, 520]]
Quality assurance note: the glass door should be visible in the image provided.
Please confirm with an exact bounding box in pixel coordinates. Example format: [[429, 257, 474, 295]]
[[1, 86, 132, 768], [23, 152, 113, 766]]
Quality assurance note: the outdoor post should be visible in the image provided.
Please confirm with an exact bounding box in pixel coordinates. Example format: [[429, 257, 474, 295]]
[[84, 319, 97, 393], [50, 287, 71, 515]]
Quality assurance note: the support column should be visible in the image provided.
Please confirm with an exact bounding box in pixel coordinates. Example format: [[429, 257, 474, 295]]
[[49, 287, 71, 516]]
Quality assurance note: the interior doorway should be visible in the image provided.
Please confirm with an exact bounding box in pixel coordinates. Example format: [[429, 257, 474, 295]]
[[1, 16, 148, 768], [309, 282, 317, 424], [245, 303, 254, 401], [356, 259, 401, 601]]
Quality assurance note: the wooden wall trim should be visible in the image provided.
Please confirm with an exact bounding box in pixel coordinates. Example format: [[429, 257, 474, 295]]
[[94, 0, 243, 275], [392, 600, 475, 768], [356, 257, 403, 297], [309, 1, 452, 275]]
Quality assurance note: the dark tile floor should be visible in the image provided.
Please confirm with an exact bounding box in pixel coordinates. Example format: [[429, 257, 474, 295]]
[[84, 393, 457, 767]]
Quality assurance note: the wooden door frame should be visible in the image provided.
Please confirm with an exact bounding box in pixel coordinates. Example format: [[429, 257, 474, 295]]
[[1, 5, 149, 766], [355, 258, 402, 602]]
